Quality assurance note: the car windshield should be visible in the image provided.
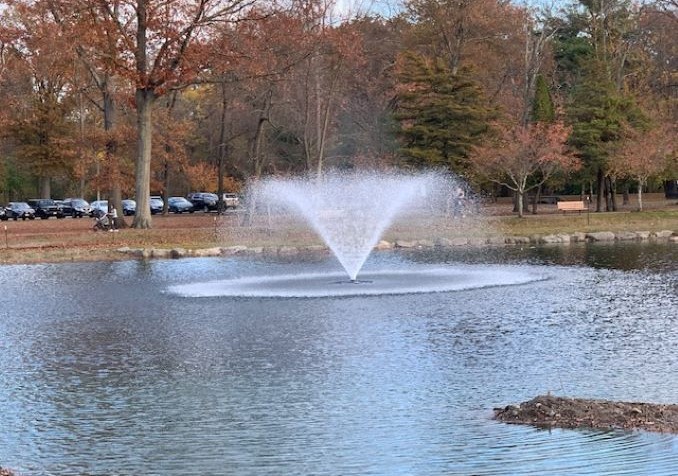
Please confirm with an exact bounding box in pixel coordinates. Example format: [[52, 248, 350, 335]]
[[71, 199, 88, 206], [14, 203, 31, 210]]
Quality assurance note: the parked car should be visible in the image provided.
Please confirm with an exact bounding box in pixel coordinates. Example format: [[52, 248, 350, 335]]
[[167, 196, 194, 214], [187, 192, 218, 212], [60, 198, 92, 218], [27, 199, 64, 219], [222, 193, 240, 209], [150, 196, 164, 214], [122, 199, 136, 216], [90, 200, 109, 218], [1, 202, 36, 221]]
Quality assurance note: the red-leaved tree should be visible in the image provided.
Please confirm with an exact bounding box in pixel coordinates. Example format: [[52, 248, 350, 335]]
[[471, 121, 580, 217], [614, 123, 676, 211]]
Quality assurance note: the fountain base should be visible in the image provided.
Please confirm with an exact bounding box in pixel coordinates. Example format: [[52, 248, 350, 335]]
[[332, 279, 374, 285], [168, 265, 545, 298]]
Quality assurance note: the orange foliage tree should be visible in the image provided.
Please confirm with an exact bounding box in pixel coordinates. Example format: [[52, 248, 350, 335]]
[[50, 0, 257, 228], [614, 123, 676, 211], [471, 121, 580, 217]]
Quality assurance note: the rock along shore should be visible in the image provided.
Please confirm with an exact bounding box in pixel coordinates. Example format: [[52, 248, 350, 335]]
[[494, 395, 678, 434], [115, 229, 676, 260]]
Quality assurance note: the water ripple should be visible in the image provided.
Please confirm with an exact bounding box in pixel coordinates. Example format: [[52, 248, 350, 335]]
[[0, 245, 677, 475]]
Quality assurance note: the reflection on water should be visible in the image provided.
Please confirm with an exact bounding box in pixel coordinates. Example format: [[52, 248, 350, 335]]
[[0, 242, 676, 475]]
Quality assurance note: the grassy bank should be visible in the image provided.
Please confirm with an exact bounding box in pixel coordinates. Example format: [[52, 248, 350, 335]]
[[491, 209, 678, 237], [0, 202, 676, 265]]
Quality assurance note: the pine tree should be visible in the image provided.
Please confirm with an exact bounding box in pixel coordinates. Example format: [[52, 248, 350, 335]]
[[394, 52, 492, 174], [531, 75, 555, 123], [567, 58, 646, 210]]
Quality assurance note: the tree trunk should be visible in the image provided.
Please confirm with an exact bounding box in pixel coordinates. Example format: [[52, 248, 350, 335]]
[[217, 82, 228, 213], [132, 0, 152, 229], [516, 190, 524, 218], [596, 167, 605, 212], [637, 178, 645, 211], [607, 175, 617, 211], [249, 90, 272, 179], [531, 184, 542, 215], [162, 161, 170, 215], [103, 88, 126, 228], [40, 176, 51, 199], [622, 182, 630, 205], [132, 88, 154, 229], [111, 186, 125, 229]]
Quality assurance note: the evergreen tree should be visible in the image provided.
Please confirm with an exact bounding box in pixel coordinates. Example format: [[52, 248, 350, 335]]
[[566, 58, 647, 209], [531, 75, 555, 123], [394, 52, 492, 174]]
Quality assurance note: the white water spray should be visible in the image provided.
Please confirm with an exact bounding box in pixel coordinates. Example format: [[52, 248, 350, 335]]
[[253, 170, 449, 281]]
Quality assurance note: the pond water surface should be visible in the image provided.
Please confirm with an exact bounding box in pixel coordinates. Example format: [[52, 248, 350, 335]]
[[0, 242, 676, 475]]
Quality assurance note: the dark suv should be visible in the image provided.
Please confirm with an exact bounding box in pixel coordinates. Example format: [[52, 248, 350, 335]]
[[27, 199, 65, 219], [187, 192, 218, 212], [60, 198, 91, 218], [1, 202, 36, 220]]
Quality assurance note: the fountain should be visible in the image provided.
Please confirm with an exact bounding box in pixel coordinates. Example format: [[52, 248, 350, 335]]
[[168, 169, 544, 298], [252, 170, 446, 282]]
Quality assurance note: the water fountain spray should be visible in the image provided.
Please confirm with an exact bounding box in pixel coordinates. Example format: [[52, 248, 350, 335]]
[[253, 170, 447, 281]]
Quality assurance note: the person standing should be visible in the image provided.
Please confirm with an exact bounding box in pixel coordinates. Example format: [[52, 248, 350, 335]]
[[108, 205, 118, 232]]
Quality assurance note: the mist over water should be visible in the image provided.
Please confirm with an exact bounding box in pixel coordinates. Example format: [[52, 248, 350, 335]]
[[251, 170, 462, 281]]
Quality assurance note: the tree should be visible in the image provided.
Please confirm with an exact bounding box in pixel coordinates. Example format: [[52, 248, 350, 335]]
[[566, 58, 646, 211], [333, 17, 403, 165], [471, 121, 580, 217], [276, 3, 367, 175], [46, 0, 131, 225], [0, 5, 79, 198], [531, 74, 556, 123], [68, 0, 256, 228], [555, 0, 650, 211], [634, 2, 678, 121], [394, 52, 492, 173], [615, 123, 676, 210], [152, 96, 194, 211]]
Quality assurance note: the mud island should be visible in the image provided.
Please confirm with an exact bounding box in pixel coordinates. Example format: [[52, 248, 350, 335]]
[[494, 395, 678, 433]]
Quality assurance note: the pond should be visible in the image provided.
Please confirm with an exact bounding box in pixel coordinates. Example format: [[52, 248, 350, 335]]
[[1, 242, 676, 475]]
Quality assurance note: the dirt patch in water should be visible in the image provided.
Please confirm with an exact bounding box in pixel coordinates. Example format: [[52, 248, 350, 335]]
[[494, 395, 678, 433]]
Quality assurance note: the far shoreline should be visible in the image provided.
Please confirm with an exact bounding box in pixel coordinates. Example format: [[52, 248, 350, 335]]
[[0, 226, 675, 266], [1, 197, 675, 265]]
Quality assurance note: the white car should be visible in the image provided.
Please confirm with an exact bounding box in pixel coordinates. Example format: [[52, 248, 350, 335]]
[[222, 193, 240, 209]]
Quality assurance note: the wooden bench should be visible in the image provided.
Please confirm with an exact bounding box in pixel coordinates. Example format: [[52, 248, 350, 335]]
[[557, 201, 587, 213]]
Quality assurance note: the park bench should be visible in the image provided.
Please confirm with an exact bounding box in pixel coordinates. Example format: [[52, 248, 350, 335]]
[[557, 200, 587, 213]]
